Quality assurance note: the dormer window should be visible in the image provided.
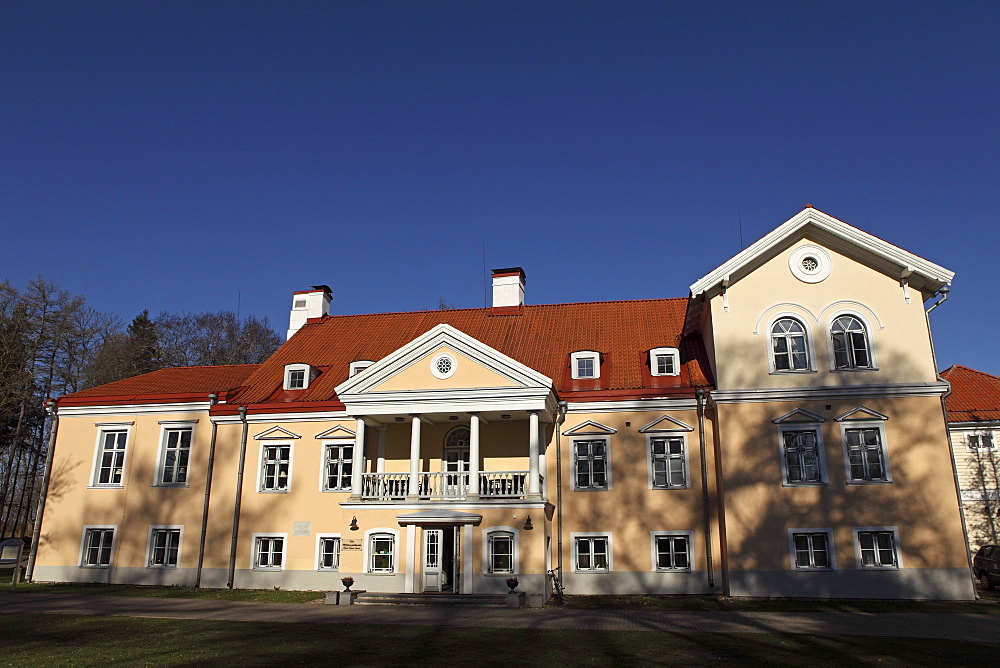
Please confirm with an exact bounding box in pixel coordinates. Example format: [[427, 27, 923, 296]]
[[284, 364, 315, 390], [350, 360, 374, 377], [649, 347, 680, 376], [571, 351, 601, 380]]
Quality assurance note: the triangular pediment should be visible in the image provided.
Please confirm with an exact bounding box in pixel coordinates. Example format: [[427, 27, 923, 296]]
[[638, 415, 695, 432], [562, 420, 617, 436], [773, 408, 826, 424], [835, 406, 889, 422], [253, 426, 301, 440], [314, 426, 356, 439], [689, 207, 954, 298], [335, 324, 552, 396]]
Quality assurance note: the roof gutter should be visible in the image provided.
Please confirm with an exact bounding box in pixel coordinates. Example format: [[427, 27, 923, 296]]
[[226, 406, 249, 589], [925, 284, 950, 313], [25, 399, 58, 582]]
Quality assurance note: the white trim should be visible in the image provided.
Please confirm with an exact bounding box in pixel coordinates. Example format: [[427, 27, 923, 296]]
[[765, 312, 817, 375], [60, 402, 210, 417], [772, 408, 826, 424], [79, 525, 118, 568], [571, 532, 613, 572], [562, 420, 617, 436], [645, 433, 690, 490], [649, 347, 681, 377], [776, 422, 828, 486], [839, 419, 892, 484], [429, 351, 458, 380], [319, 440, 353, 492], [89, 425, 132, 489], [254, 426, 301, 440], [350, 360, 375, 377], [570, 436, 612, 491], [481, 526, 520, 576], [145, 525, 184, 569], [835, 406, 890, 422], [637, 415, 694, 433], [284, 363, 314, 391], [564, 399, 699, 413], [153, 423, 194, 488], [251, 532, 288, 570], [710, 382, 949, 404], [570, 350, 601, 380], [315, 533, 342, 571], [826, 310, 879, 372], [853, 526, 903, 569], [256, 442, 294, 493], [649, 530, 694, 572], [314, 425, 356, 439], [787, 528, 836, 571], [364, 528, 400, 574], [788, 243, 832, 283], [689, 207, 954, 297], [213, 410, 352, 424]]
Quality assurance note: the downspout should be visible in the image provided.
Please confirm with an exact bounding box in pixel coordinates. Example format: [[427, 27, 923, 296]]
[[226, 406, 249, 589], [194, 393, 219, 588], [926, 286, 978, 597], [554, 400, 568, 581], [25, 399, 58, 582], [696, 389, 715, 589]]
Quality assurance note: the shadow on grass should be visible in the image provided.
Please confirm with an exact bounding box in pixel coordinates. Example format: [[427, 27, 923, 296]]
[[4, 582, 323, 603], [557, 594, 1000, 614], [0, 613, 995, 666]]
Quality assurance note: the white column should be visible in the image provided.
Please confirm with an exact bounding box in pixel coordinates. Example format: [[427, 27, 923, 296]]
[[350, 417, 366, 497], [538, 420, 548, 498], [463, 524, 474, 593], [528, 411, 540, 496], [405, 524, 417, 594], [408, 415, 421, 499], [376, 426, 387, 474], [469, 413, 481, 497]]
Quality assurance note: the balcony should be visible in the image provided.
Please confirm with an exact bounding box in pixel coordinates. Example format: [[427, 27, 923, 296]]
[[360, 471, 537, 501]]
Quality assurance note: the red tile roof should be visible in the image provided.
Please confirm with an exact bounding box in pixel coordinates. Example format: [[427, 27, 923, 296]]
[[59, 365, 258, 406], [941, 365, 1000, 423]]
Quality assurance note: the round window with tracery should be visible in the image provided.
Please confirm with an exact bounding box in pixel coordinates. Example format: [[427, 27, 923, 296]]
[[788, 244, 831, 283], [430, 352, 457, 379], [801, 256, 819, 272]]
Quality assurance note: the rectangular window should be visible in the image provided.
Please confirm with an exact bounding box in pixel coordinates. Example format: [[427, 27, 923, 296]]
[[845, 427, 888, 482], [968, 433, 996, 451], [94, 430, 128, 485], [782, 429, 823, 484], [82, 528, 115, 567], [577, 357, 595, 378], [158, 428, 192, 485], [318, 537, 340, 570], [656, 355, 675, 375], [653, 534, 690, 571], [369, 533, 395, 573], [148, 528, 181, 568], [488, 532, 514, 574], [323, 443, 353, 491], [792, 532, 830, 569], [856, 529, 899, 568], [575, 536, 610, 572], [649, 437, 686, 488], [573, 439, 609, 490], [261, 445, 291, 491], [287, 369, 305, 389], [254, 536, 284, 569]]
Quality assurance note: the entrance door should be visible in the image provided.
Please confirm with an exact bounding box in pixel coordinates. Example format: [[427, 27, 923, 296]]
[[423, 527, 460, 593], [443, 427, 471, 497]]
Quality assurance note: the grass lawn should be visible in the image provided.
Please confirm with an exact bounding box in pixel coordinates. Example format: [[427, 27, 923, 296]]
[[0, 613, 995, 666]]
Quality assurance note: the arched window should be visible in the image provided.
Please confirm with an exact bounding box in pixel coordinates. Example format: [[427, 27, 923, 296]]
[[443, 426, 471, 494], [831, 316, 871, 369], [771, 318, 809, 371]]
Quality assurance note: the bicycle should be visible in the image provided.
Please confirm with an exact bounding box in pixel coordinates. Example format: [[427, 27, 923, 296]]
[[546, 567, 564, 604]]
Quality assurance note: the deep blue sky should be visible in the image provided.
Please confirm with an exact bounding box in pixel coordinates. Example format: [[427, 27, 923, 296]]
[[3, 1, 998, 375]]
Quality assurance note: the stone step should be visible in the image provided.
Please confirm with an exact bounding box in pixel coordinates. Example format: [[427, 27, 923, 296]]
[[352, 592, 513, 607]]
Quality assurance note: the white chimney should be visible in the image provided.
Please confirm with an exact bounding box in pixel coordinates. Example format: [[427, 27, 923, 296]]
[[287, 285, 332, 340], [491, 267, 526, 313]]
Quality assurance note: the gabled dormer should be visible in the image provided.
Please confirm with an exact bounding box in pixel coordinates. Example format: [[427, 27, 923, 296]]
[[283, 363, 318, 391]]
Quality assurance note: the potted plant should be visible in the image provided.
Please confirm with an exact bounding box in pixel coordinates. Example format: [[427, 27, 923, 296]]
[[505, 577, 518, 592], [341, 576, 354, 592]]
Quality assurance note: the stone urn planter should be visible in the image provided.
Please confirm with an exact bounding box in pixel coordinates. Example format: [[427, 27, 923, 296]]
[[505, 577, 519, 592], [341, 577, 354, 592]]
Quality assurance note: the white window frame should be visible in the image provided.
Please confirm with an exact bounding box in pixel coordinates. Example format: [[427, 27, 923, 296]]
[[571, 532, 613, 573], [320, 440, 354, 492], [570, 350, 601, 380], [827, 311, 878, 372], [154, 420, 197, 487], [787, 528, 835, 571], [649, 530, 693, 572], [766, 314, 816, 374], [777, 423, 828, 486], [146, 525, 184, 569], [840, 420, 892, 484], [79, 525, 117, 568], [967, 430, 998, 452], [646, 434, 689, 490], [257, 442, 293, 493], [283, 363, 313, 390], [571, 437, 611, 491], [349, 360, 374, 377], [316, 534, 342, 571], [89, 423, 133, 488], [649, 347, 680, 377], [364, 528, 399, 574], [251, 533, 287, 571], [853, 526, 902, 569], [429, 351, 458, 380], [482, 526, 519, 575]]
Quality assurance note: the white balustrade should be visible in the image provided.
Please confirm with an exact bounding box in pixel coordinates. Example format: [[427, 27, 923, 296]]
[[360, 470, 533, 501]]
